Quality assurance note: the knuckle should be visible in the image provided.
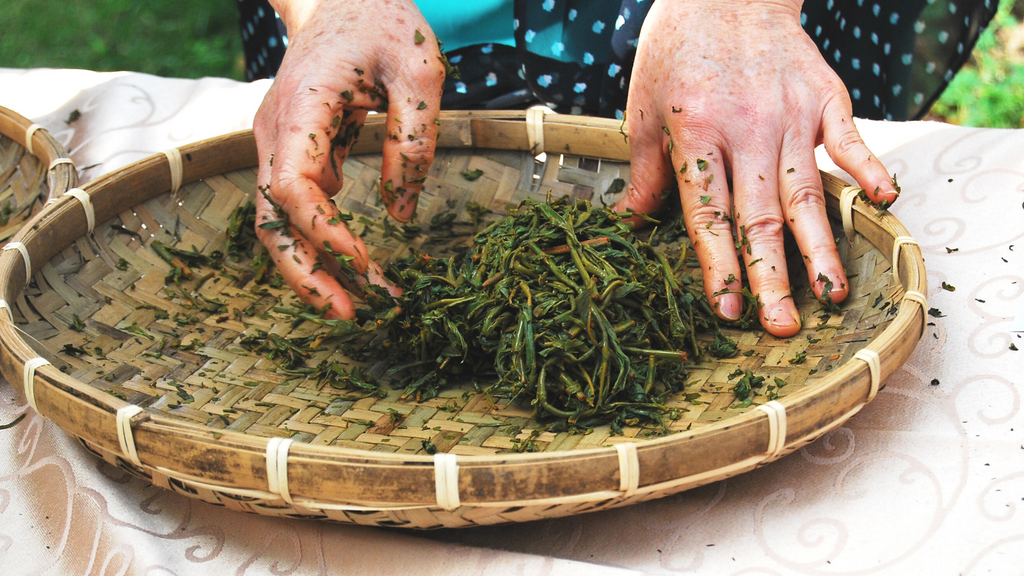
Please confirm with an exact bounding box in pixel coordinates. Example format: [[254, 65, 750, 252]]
[[673, 113, 717, 142], [268, 172, 302, 199], [827, 126, 864, 159], [785, 181, 827, 214], [687, 203, 726, 224], [686, 205, 734, 248], [833, 132, 860, 157], [253, 111, 271, 139], [407, 56, 447, 88], [823, 87, 853, 114], [657, 96, 717, 133], [624, 183, 660, 209], [742, 212, 785, 243]]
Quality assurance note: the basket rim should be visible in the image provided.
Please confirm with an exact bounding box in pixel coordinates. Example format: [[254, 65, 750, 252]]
[[0, 111, 927, 514], [0, 104, 78, 201]]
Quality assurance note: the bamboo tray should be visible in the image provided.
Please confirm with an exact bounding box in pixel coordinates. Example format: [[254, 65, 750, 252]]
[[0, 111, 927, 529], [0, 105, 76, 245]]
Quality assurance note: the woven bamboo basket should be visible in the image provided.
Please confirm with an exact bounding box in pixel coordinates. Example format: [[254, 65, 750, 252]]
[[0, 111, 927, 529], [0, 105, 77, 245]]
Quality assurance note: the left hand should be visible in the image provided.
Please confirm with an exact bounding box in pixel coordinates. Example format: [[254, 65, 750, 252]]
[[617, 0, 899, 337]]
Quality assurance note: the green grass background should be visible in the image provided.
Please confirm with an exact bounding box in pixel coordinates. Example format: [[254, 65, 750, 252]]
[[0, 0, 245, 80], [1, 0, 1021, 127], [929, 0, 1024, 127]]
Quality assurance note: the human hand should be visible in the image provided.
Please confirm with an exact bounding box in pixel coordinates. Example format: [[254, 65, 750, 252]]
[[253, 0, 446, 318], [617, 0, 899, 337]]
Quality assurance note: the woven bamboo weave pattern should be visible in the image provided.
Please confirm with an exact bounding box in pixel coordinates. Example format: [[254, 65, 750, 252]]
[[15, 150, 898, 457], [0, 106, 76, 245], [0, 134, 47, 243], [0, 116, 926, 529]]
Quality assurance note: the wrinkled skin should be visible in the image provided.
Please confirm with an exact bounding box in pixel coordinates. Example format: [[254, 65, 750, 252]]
[[616, 0, 899, 336], [254, 0, 445, 318], [255, 0, 898, 334]]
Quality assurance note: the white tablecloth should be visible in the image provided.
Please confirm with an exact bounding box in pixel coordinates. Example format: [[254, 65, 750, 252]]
[[0, 68, 1021, 576]]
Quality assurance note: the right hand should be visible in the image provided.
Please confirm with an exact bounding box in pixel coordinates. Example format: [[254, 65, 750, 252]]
[[254, 0, 447, 319], [617, 0, 899, 337]]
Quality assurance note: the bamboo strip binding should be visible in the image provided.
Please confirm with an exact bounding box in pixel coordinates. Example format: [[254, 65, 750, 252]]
[[434, 454, 461, 511], [615, 443, 640, 497], [266, 437, 295, 505], [116, 405, 145, 467], [25, 123, 43, 156], [62, 188, 96, 233], [2, 242, 30, 279], [526, 108, 545, 154], [855, 348, 882, 402], [22, 357, 49, 414], [163, 148, 184, 195], [49, 157, 74, 171], [0, 112, 927, 529]]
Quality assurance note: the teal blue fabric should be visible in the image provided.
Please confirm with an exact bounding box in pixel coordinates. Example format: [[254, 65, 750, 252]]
[[237, 0, 995, 121], [415, 0, 514, 51]]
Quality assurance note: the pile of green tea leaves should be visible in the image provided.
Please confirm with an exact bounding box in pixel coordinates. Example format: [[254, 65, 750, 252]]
[[348, 196, 744, 429], [221, 195, 756, 430]]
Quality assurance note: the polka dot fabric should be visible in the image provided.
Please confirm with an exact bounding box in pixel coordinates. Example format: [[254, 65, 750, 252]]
[[236, 0, 996, 120], [235, 0, 287, 81], [802, 0, 998, 120]]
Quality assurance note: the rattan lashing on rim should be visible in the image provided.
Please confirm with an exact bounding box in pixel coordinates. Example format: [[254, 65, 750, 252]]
[[0, 111, 927, 528]]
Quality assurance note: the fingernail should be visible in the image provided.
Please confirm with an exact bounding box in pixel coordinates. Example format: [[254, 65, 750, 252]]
[[766, 302, 801, 332], [719, 293, 742, 321], [816, 271, 848, 302]]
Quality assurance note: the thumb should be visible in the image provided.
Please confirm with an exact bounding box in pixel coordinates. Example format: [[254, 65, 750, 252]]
[[614, 108, 675, 225]]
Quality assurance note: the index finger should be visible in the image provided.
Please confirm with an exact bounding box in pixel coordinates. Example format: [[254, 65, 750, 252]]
[[821, 97, 900, 206]]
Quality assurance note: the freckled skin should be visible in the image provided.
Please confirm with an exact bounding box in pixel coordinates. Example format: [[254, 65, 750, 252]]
[[254, 0, 445, 318], [616, 0, 899, 337]]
